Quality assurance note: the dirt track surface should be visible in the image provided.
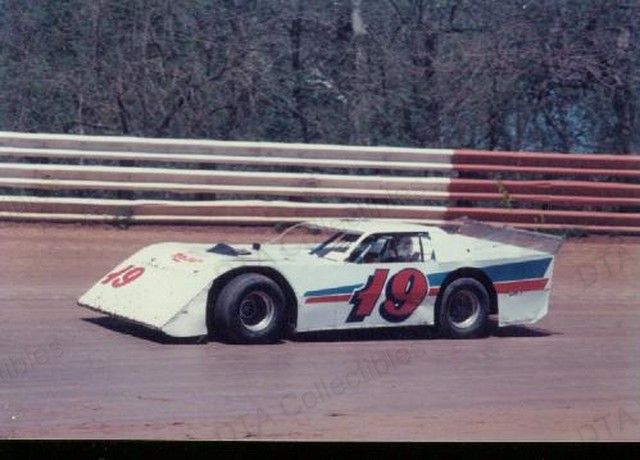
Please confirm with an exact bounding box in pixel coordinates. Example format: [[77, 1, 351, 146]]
[[0, 222, 639, 441]]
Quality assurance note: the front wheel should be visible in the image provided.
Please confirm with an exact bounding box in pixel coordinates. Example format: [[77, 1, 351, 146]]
[[437, 277, 490, 339], [213, 273, 286, 344]]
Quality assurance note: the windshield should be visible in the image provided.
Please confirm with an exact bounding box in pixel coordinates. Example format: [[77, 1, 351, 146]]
[[266, 223, 362, 260], [310, 231, 361, 259]]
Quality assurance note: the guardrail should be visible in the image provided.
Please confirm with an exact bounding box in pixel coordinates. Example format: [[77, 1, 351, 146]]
[[0, 132, 639, 233]]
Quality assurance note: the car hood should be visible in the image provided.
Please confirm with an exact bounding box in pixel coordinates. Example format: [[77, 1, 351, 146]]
[[77, 241, 316, 331]]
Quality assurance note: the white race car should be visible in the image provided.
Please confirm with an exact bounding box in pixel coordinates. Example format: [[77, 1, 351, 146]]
[[78, 218, 562, 343]]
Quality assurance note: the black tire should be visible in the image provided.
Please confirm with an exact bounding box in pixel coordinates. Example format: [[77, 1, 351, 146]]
[[437, 277, 490, 339], [213, 273, 286, 344]]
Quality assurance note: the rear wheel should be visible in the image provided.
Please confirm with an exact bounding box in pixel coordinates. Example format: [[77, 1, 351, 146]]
[[213, 273, 286, 344], [437, 277, 489, 339]]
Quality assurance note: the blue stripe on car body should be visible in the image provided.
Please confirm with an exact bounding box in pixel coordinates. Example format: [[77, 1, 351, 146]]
[[305, 283, 364, 297], [305, 257, 552, 297]]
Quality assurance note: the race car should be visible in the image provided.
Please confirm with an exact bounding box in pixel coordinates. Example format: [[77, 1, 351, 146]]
[[78, 218, 562, 343]]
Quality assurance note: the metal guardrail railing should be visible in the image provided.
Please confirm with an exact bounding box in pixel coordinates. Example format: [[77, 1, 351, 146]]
[[0, 132, 638, 233]]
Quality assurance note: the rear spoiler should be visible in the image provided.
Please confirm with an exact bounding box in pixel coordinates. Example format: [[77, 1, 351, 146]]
[[439, 217, 564, 255]]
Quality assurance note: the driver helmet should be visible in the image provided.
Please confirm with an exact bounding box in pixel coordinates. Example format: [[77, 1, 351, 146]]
[[394, 236, 414, 261]]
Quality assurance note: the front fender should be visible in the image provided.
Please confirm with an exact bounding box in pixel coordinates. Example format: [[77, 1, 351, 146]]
[[78, 242, 225, 336], [161, 282, 213, 337]]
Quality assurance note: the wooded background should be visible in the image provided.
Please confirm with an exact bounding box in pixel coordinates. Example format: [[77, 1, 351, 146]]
[[0, 0, 637, 154]]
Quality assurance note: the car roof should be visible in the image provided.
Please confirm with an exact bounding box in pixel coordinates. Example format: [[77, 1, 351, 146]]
[[302, 218, 439, 235]]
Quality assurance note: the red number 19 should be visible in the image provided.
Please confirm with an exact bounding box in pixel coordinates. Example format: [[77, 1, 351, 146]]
[[347, 268, 428, 323], [101, 265, 145, 288]]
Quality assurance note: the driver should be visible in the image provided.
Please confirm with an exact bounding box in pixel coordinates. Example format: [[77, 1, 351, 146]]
[[395, 235, 416, 262], [384, 235, 416, 262]]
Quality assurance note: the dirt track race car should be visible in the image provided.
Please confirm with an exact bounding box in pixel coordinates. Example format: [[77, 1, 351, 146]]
[[78, 218, 563, 343]]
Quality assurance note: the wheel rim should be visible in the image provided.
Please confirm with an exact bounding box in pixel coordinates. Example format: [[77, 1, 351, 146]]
[[238, 291, 275, 332], [447, 289, 481, 329]]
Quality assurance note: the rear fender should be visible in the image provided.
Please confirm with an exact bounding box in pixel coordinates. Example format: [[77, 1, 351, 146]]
[[497, 256, 557, 326]]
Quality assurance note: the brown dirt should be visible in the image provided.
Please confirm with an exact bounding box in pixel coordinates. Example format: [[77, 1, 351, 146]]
[[0, 222, 639, 440]]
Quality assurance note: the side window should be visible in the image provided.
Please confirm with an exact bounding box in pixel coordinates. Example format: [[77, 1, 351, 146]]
[[348, 233, 424, 264], [382, 234, 422, 263]]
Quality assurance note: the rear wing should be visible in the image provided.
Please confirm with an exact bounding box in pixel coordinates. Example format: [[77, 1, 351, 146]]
[[439, 217, 563, 255]]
